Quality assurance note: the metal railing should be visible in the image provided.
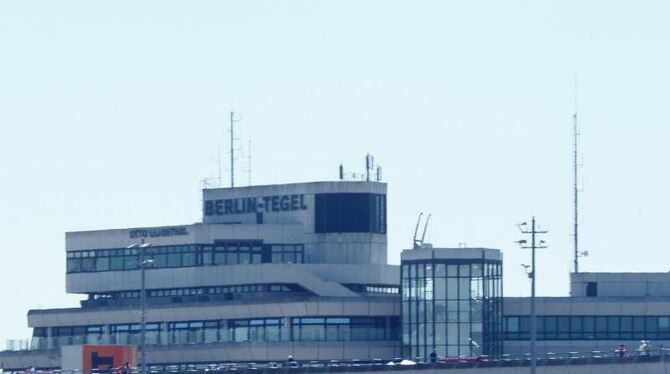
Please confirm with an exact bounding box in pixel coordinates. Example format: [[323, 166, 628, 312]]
[[3, 348, 670, 374]]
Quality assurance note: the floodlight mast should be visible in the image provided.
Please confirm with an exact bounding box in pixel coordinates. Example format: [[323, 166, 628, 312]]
[[128, 239, 153, 374], [517, 217, 548, 374]]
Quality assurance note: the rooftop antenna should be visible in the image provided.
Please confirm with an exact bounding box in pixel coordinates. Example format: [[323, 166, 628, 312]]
[[365, 154, 374, 181], [573, 72, 582, 273], [216, 149, 223, 187], [376, 166, 382, 182], [413, 213, 424, 249], [247, 139, 252, 186], [339, 164, 344, 181], [229, 111, 241, 188], [420, 214, 432, 245]]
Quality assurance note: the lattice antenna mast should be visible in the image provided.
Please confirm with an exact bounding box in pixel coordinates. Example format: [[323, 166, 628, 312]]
[[248, 139, 252, 186], [573, 74, 581, 273], [229, 111, 241, 188], [217, 149, 223, 187]]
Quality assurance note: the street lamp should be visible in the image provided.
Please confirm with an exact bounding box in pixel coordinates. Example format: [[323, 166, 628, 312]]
[[128, 240, 153, 374], [517, 217, 548, 374]]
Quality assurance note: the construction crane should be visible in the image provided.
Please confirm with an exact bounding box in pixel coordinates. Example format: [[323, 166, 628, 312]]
[[412, 213, 432, 249]]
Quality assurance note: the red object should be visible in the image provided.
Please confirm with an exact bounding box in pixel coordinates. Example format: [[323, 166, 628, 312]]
[[82, 345, 137, 374]]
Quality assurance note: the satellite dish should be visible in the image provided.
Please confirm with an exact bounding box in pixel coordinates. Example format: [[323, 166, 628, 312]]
[[582, 250, 589, 257]]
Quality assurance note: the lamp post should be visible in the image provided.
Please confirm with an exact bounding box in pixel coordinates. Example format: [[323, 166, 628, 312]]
[[517, 217, 548, 374], [128, 240, 152, 374]]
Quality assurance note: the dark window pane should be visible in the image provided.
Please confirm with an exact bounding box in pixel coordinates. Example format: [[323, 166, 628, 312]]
[[182, 252, 196, 267], [586, 282, 598, 297], [607, 317, 620, 339], [558, 317, 570, 339], [67, 259, 81, 273], [110, 256, 124, 270], [95, 257, 110, 271], [570, 317, 583, 339], [314, 193, 386, 234]]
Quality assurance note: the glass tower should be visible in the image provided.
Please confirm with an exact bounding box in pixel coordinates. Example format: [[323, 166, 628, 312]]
[[401, 248, 503, 359]]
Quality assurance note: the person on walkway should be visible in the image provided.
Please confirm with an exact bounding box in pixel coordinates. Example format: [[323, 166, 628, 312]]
[[120, 362, 130, 374], [429, 348, 437, 363], [616, 344, 626, 358], [638, 340, 652, 356], [645, 340, 653, 356]]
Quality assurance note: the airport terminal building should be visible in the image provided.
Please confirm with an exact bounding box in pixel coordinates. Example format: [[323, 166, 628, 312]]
[[2, 181, 402, 370], [3, 180, 670, 371]]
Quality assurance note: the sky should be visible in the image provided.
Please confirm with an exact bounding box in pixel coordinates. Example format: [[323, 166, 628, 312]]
[[1, 0, 669, 347]]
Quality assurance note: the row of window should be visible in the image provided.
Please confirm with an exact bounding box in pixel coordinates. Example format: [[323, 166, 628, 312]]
[[231, 318, 283, 342], [32, 316, 399, 348], [366, 286, 399, 294], [344, 284, 399, 295], [402, 262, 503, 279], [402, 277, 493, 301], [66, 242, 304, 273], [91, 284, 298, 300], [291, 317, 399, 342], [505, 315, 670, 340]]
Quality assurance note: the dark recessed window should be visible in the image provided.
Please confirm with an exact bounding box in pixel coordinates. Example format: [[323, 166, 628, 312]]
[[586, 282, 598, 297], [314, 193, 386, 234]]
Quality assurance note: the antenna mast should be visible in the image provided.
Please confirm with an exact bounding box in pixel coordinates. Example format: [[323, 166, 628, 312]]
[[573, 74, 580, 273], [248, 139, 252, 186], [229, 111, 240, 188], [217, 149, 223, 187]]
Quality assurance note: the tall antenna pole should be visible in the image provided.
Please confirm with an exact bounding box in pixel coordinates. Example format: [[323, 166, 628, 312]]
[[229, 111, 240, 188], [518, 218, 548, 374], [248, 139, 252, 186], [217, 149, 222, 187], [573, 74, 580, 273]]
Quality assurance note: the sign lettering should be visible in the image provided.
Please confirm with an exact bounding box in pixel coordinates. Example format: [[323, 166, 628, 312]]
[[204, 194, 308, 216], [129, 226, 189, 239]]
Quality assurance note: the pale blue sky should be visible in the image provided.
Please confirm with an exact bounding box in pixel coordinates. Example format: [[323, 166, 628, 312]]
[[1, 1, 669, 345]]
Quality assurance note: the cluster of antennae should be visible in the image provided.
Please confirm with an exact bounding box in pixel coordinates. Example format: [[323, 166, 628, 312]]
[[339, 154, 383, 182]]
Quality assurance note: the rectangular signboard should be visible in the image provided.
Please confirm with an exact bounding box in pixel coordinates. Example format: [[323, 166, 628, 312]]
[[82, 345, 137, 374]]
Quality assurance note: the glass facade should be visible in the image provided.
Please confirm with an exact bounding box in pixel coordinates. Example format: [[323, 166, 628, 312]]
[[314, 193, 386, 234], [28, 316, 398, 350], [67, 242, 304, 274], [402, 259, 503, 358], [505, 315, 670, 340], [291, 317, 399, 341], [230, 318, 284, 342], [111, 323, 162, 345], [168, 321, 221, 344]]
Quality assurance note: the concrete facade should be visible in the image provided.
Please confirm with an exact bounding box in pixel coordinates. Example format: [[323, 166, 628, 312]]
[[0, 181, 399, 371], [5, 179, 670, 372]]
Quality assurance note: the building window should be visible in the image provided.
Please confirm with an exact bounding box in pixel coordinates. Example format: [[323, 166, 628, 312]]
[[230, 318, 283, 342], [66, 242, 305, 274], [314, 193, 386, 234], [290, 317, 396, 342], [214, 242, 303, 266], [168, 321, 220, 344], [504, 315, 670, 341], [586, 282, 598, 297], [111, 323, 161, 345]]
